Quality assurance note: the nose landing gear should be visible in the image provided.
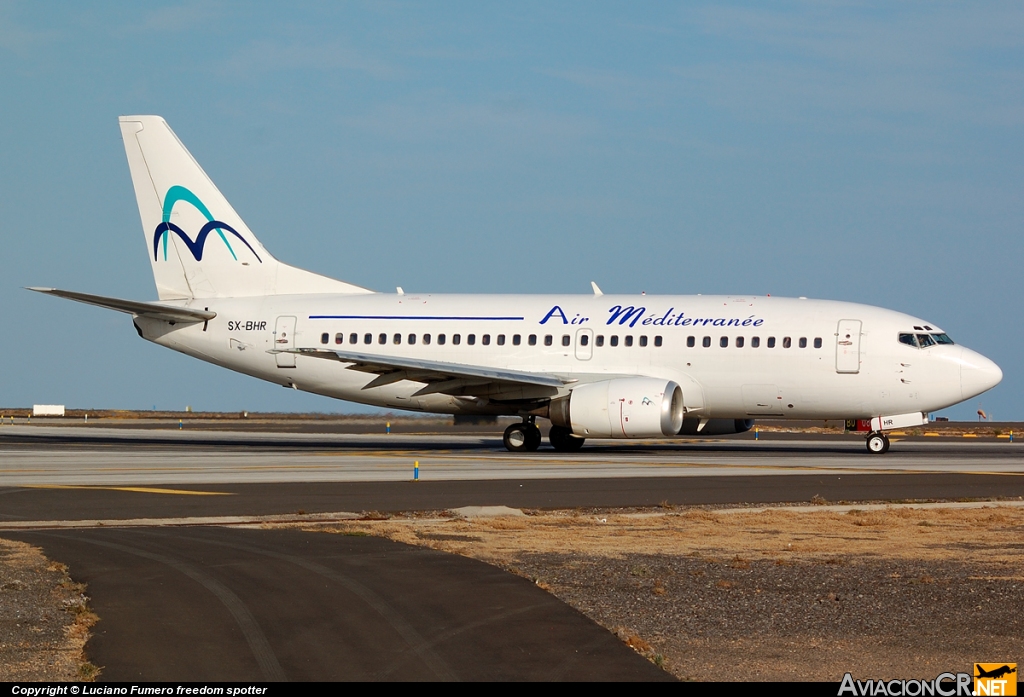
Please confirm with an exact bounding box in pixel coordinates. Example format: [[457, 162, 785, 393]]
[[866, 432, 890, 454], [503, 419, 542, 452]]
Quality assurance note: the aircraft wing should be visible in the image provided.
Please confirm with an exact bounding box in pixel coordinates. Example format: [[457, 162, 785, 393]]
[[279, 347, 574, 397], [27, 287, 216, 323]]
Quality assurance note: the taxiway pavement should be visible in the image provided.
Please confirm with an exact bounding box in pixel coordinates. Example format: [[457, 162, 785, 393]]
[[7, 526, 669, 681]]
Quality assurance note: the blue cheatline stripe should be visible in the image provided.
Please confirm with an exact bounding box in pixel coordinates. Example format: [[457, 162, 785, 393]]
[[308, 315, 525, 321]]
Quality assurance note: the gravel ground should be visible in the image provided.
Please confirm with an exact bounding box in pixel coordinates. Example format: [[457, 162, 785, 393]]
[[312, 504, 1024, 682], [0, 539, 97, 681], [509, 552, 1023, 681]]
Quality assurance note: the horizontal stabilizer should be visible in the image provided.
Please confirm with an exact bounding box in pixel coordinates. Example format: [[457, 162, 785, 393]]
[[276, 348, 572, 396], [27, 287, 216, 323]]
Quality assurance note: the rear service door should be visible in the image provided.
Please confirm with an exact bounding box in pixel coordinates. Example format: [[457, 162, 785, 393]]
[[274, 316, 297, 368], [835, 319, 862, 374]]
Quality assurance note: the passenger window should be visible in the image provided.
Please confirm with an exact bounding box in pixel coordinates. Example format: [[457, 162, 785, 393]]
[[625, 336, 634, 347], [736, 336, 744, 348], [720, 337, 728, 348], [610, 336, 619, 347], [687, 336, 695, 348], [423, 334, 431, 345], [579, 334, 589, 347], [917, 334, 936, 348], [783, 337, 792, 348], [636, 336, 646, 347], [467, 334, 476, 345], [482, 334, 490, 346], [544, 335, 553, 346], [513, 334, 521, 346], [767, 337, 776, 348], [528, 334, 537, 346], [703, 336, 711, 348], [334, 333, 343, 345], [497, 335, 505, 346], [394, 333, 402, 345], [562, 335, 571, 347], [408, 334, 416, 345], [349, 333, 358, 344], [438, 334, 446, 345], [751, 336, 760, 348], [453, 334, 462, 345], [364, 333, 372, 344], [814, 337, 822, 349], [320, 333, 329, 344], [799, 337, 807, 348], [596, 335, 604, 347], [379, 333, 387, 345], [654, 336, 662, 347]]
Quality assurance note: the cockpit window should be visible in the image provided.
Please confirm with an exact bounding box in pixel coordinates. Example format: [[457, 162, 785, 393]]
[[901, 332, 954, 348]]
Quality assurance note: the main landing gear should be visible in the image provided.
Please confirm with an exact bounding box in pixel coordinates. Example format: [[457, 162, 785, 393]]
[[502, 420, 587, 452], [503, 419, 542, 452], [865, 432, 890, 455], [548, 424, 585, 452]]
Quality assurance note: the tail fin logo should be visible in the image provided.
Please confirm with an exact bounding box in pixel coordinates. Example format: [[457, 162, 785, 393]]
[[153, 185, 262, 263]]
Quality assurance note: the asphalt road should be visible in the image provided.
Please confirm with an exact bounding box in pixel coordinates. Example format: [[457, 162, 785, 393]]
[[7, 526, 670, 681]]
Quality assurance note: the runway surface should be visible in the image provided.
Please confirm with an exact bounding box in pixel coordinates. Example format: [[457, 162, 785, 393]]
[[2, 425, 1022, 523], [7, 527, 669, 681], [2, 425, 1023, 487]]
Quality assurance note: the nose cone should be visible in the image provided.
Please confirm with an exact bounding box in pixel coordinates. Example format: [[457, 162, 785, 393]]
[[960, 348, 1002, 400]]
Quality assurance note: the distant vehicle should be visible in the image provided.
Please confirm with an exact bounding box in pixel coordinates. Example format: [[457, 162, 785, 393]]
[[31, 116, 1002, 453]]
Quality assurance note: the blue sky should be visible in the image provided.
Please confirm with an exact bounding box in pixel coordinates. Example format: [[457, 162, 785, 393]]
[[2, 2, 1022, 419]]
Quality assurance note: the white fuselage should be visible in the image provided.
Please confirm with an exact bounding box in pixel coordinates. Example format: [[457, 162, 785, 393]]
[[135, 292, 1001, 421]]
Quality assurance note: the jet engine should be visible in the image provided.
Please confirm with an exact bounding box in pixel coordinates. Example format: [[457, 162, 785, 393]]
[[549, 378, 684, 438]]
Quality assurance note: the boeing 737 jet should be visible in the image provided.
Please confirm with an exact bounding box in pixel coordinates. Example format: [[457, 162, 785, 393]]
[[31, 116, 1003, 453]]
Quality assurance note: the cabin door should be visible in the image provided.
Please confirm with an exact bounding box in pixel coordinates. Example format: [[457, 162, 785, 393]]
[[274, 316, 297, 368], [835, 319, 862, 374]]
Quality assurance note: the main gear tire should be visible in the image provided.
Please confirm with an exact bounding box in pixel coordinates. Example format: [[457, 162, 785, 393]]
[[549, 424, 585, 451], [504, 423, 530, 452]]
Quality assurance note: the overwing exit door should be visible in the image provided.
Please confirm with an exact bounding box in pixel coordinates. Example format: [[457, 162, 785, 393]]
[[274, 316, 297, 368], [836, 319, 862, 373], [575, 328, 594, 360]]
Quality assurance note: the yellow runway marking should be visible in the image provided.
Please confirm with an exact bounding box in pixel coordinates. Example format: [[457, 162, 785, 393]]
[[24, 485, 233, 496]]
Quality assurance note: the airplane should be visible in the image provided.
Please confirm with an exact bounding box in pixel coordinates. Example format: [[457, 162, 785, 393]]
[[30, 115, 1003, 454]]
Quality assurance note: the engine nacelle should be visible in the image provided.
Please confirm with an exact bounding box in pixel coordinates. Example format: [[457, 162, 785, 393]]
[[677, 418, 755, 436], [549, 378, 684, 438]]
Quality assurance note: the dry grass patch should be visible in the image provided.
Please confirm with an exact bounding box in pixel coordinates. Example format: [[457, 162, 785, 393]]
[[0, 539, 98, 681], [309, 504, 1024, 569]]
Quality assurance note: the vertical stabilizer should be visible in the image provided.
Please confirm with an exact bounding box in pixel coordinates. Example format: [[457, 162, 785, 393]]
[[119, 115, 372, 299]]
